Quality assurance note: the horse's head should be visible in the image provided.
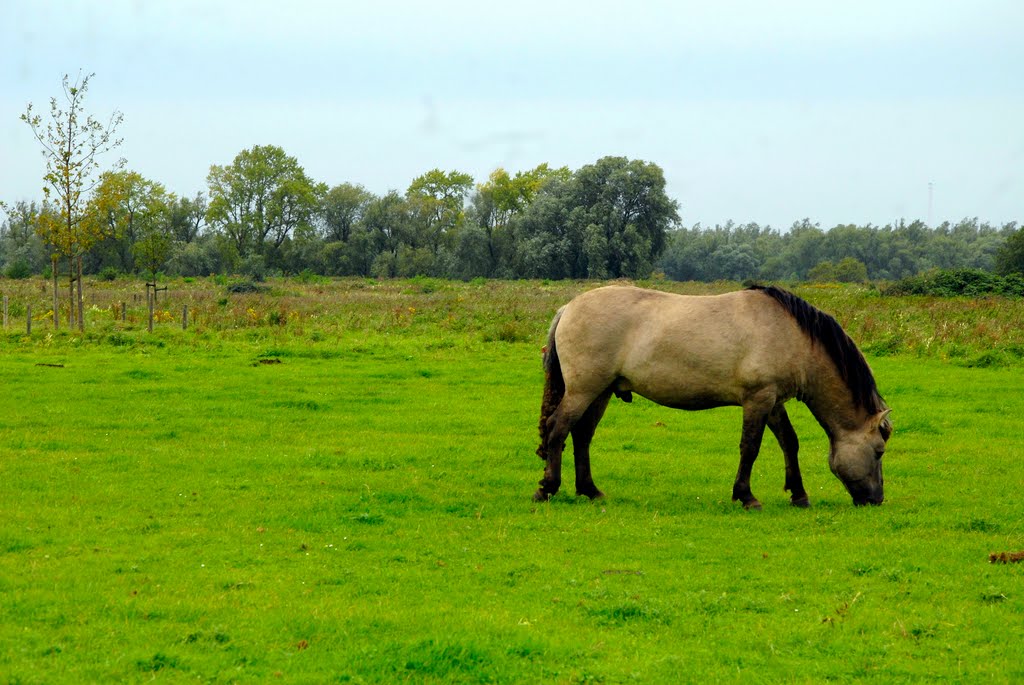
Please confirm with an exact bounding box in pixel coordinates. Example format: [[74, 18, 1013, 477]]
[[829, 409, 892, 505]]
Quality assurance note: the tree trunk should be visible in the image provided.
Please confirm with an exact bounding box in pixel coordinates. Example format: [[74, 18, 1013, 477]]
[[51, 255, 59, 330], [76, 255, 84, 332], [68, 267, 75, 328]]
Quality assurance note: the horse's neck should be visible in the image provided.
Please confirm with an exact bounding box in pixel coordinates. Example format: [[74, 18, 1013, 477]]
[[801, 350, 864, 436]]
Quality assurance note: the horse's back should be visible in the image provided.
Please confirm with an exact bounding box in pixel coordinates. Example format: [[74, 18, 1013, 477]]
[[555, 286, 806, 408]]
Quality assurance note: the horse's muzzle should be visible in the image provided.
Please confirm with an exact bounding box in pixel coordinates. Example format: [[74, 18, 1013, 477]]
[[852, 487, 884, 506], [848, 481, 884, 506]]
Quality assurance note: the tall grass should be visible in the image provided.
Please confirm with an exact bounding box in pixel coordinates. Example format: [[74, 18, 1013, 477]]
[[3, 277, 1023, 367]]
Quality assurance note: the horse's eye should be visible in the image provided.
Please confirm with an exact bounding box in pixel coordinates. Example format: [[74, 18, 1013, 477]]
[[874, 449, 884, 461]]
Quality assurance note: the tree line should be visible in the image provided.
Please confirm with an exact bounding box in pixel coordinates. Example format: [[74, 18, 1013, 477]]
[[659, 217, 1022, 283], [4, 157, 1021, 285], [4, 74, 1024, 298], [1, 146, 683, 283]]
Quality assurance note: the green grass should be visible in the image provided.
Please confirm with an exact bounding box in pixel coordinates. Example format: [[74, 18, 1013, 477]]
[[1, 278, 1023, 682]]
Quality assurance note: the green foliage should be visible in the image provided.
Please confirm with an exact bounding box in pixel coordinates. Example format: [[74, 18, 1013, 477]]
[[511, 157, 679, 279], [0, 201, 49, 276], [10, 136, 1018, 285], [659, 218, 1015, 282], [808, 260, 837, 282], [292, 268, 328, 285], [994, 224, 1024, 275], [226, 280, 267, 294], [206, 144, 326, 258], [884, 269, 1024, 297], [835, 256, 869, 283], [809, 257, 869, 283], [97, 266, 120, 281]]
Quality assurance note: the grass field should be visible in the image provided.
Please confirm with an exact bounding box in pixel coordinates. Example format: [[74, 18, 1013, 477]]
[[1, 277, 1023, 683]]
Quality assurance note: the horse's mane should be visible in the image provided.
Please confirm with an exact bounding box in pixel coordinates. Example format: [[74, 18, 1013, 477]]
[[749, 285, 886, 416]]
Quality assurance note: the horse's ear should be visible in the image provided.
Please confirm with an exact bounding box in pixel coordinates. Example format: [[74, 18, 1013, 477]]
[[876, 409, 893, 438]]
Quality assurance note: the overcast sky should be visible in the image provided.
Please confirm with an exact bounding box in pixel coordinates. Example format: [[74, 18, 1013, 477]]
[[2, 0, 1022, 230]]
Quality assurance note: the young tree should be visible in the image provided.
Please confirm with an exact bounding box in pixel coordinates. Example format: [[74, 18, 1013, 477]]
[[21, 72, 123, 330]]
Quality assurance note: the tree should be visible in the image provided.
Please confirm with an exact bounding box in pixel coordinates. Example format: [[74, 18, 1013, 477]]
[[807, 260, 837, 282], [363, 191, 412, 278], [89, 170, 170, 273], [206, 145, 325, 266], [0, 201, 49, 277], [995, 225, 1024, 275], [406, 168, 473, 256], [514, 157, 678, 280], [321, 183, 373, 243], [470, 164, 569, 276], [168, 192, 207, 243], [20, 72, 123, 330], [834, 256, 869, 283]]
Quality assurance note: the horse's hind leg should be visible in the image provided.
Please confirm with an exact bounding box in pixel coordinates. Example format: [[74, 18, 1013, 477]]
[[767, 404, 809, 507], [534, 393, 597, 501], [570, 390, 612, 499]]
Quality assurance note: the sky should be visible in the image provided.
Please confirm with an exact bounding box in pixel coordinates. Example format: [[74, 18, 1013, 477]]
[[2, 0, 1022, 230]]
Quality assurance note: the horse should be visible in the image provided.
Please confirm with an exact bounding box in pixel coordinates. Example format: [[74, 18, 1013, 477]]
[[533, 285, 892, 508]]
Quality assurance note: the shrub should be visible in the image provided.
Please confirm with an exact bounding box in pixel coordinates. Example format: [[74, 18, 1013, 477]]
[[98, 266, 121, 281], [227, 281, 267, 294], [4, 260, 33, 279], [884, 269, 1022, 297]]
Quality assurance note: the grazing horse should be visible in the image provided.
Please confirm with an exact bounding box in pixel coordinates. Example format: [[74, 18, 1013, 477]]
[[534, 285, 892, 508]]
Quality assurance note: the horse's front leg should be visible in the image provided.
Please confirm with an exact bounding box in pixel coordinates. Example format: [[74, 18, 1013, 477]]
[[732, 391, 775, 510], [767, 404, 810, 507]]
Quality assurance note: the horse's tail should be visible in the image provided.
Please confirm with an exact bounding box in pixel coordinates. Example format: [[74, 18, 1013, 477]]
[[536, 306, 566, 460]]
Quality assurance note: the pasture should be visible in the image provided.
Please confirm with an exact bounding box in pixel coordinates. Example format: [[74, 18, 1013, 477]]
[[1, 277, 1023, 683]]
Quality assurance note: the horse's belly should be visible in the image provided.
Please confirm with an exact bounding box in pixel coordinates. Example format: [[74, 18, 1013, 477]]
[[615, 374, 742, 411]]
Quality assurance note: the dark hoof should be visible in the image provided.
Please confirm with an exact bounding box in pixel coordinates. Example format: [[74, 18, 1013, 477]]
[[790, 495, 811, 508], [576, 489, 605, 500], [743, 499, 763, 511], [533, 488, 553, 502]]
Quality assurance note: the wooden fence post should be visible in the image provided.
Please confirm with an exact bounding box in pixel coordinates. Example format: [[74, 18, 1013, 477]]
[[122, 301, 127, 322], [27, 303, 31, 335], [3, 295, 7, 329], [182, 305, 189, 330], [147, 290, 154, 333]]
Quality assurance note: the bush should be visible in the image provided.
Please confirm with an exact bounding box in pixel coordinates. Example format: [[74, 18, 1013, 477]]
[[884, 269, 1024, 297], [227, 281, 267, 294], [293, 268, 328, 285], [4, 260, 33, 279], [240, 254, 268, 282], [98, 266, 121, 281]]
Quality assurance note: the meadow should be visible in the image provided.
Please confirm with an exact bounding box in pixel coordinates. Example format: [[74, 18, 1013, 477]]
[[1, 277, 1023, 683]]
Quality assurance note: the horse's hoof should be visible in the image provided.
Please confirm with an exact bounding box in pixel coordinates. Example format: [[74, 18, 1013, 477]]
[[576, 488, 605, 500], [743, 499, 763, 511], [532, 489, 552, 502], [790, 495, 811, 508]]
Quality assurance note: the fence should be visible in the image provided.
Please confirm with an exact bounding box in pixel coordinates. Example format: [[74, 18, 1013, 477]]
[[1, 292, 190, 334]]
